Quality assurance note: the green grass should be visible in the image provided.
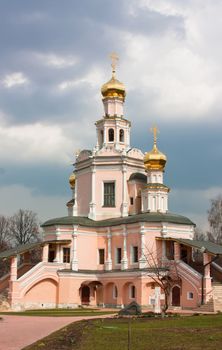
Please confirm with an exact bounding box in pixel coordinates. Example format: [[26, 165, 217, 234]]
[[23, 314, 222, 350], [0, 308, 116, 317]]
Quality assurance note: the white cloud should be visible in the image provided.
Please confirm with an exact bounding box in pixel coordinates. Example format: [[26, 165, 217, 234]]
[[0, 112, 96, 165], [0, 119, 72, 164], [33, 52, 78, 69], [119, 0, 222, 121], [58, 67, 105, 91], [2, 72, 29, 88]]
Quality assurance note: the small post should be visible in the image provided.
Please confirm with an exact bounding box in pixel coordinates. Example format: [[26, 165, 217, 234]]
[[128, 317, 131, 350]]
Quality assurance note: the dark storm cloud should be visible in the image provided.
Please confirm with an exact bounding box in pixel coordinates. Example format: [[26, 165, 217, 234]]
[[0, 162, 71, 197], [132, 119, 222, 190]]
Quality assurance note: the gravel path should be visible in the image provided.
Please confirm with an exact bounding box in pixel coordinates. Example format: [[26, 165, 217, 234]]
[[0, 314, 111, 350]]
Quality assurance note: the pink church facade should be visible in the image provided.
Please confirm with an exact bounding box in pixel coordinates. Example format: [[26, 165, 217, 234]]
[[1, 59, 222, 312]]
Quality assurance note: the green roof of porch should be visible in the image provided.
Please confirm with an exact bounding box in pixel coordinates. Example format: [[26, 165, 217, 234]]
[[175, 238, 222, 256]]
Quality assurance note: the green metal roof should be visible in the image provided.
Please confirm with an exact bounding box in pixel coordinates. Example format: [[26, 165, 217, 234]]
[[42, 212, 195, 228], [175, 238, 222, 256], [128, 173, 146, 182], [0, 240, 71, 260], [0, 242, 42, 260]]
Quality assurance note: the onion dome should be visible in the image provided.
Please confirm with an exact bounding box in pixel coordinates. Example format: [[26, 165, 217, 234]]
[[144, 127, 167, 171], [69, 173, 76, 189], [101, 77, 126, 100], [101, 52, 126, 101]]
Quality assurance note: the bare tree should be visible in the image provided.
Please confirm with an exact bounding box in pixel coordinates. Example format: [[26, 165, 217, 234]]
[[0, 215, 11, 251], [143, 246, 179, 314], [208, 195, 222, 244], [9, 209, 40, 245], [194, 227, 207, 241]]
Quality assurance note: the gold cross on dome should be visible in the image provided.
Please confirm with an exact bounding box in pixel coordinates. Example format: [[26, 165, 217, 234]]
[[150, 125, 159, 144], [109, 52, 119, 77]]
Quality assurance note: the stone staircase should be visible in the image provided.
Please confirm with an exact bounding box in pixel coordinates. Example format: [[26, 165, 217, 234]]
[[194, 298, 214, 312], [212, 282, 222, 312], [0, 288, 10, 310]]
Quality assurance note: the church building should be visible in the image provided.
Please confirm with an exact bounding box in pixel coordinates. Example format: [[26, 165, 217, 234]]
[[1, 56, 222, 312]]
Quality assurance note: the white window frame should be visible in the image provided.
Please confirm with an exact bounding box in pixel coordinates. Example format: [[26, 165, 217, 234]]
[[62, 246, 71, 264], [102, 180, 116, 207], [187, 291, 194, 300]]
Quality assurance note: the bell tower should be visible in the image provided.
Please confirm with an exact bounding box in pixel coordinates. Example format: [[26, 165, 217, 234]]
[[141, 127, 170, 213], [95, 53, 131, 151]]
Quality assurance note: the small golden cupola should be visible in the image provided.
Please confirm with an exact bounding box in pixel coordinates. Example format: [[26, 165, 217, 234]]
[[144, 126, 167, 171], [101, 52, 126, 101], [69, 173, 76, 189]]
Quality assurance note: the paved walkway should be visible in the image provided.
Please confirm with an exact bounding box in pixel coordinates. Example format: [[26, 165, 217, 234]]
[[0, 314, 111, 350]]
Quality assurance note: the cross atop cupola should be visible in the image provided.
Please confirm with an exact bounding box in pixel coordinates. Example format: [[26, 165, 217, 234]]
[[95, 54, 131, 151]]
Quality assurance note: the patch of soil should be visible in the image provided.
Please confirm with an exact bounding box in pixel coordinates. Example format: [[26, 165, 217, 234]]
[[23, 319, 93, 350]]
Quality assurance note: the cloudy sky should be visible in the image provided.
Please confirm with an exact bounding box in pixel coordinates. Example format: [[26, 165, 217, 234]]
[[0, 0, 221, 230]]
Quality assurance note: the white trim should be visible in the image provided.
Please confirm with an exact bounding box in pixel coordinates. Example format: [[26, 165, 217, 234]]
[[187, 291, 194, 300]]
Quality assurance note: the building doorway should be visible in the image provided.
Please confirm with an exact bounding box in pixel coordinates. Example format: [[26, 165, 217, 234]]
[[81, 286, 90, 305], [172, 286, 181, 306]]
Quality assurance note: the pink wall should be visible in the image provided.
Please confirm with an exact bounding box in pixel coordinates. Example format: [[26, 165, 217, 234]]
[[95, 170, 123, 218], [77, 232, 98, 270], [24, 278, 58, 304], [77, 172, 91, 216]]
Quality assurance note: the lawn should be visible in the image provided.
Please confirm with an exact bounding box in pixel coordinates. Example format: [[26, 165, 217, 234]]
[[0, 308, 116, 317], [23, 314, 222, 350]]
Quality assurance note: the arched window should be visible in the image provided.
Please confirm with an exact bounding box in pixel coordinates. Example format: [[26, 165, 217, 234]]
[[119, 129, 124, 142], [130, 285, 136, 298], [108, 128, 114, 142], [113, 285, 118, 299]]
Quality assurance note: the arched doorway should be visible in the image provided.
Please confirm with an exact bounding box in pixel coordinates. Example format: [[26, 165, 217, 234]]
[[172, 286, 180, 306], [81, 286, 90, 305]]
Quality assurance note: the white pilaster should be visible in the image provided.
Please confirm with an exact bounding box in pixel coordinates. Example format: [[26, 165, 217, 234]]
[[121, 225, 128, 270], [73, 177, 78, 216], [89, 166, 96, 220], [121, 164, 128, 217], [71, 225, 78, 271], [42, 244, 49, 263], [105, 228, 112, 270], [10, 255, 18, 282], [54, 245, 60, 263], [139, 223, 146, 268], [104, 125, 107, 145], [95, 128, 99, 151]]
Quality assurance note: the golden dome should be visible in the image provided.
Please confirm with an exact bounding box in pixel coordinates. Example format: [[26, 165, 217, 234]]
[[144, 126, 167, 171], [101, 52, 126, 101], [101, 76, 126, 100], [69, 173, 76, 189]]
